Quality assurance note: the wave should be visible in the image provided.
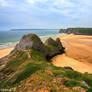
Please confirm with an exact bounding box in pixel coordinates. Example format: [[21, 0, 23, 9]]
[[0, 33, 64, 49], [0, 41, 19, 49]]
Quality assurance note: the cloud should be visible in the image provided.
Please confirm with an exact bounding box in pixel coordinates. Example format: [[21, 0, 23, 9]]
[[26, 0, 47, 4], [53, 0, 75, 8], [25, 0, 92, 16], [0, 0, 92, 29], [0, 0, 9, 7], [0, 0, 15, 7]]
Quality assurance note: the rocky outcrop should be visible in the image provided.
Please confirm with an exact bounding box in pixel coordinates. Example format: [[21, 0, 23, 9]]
[[12, 34, 43, 52], [45, 37, 57, 46], [44, 37, 65, 60], [11, 33, 65, 60]]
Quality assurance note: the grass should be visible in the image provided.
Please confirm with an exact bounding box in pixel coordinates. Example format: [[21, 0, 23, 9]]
[[2, 50, 28, 72], [13, 63, 41, 84], [64, 80, 85, 88], [0, 49, 92, 91]]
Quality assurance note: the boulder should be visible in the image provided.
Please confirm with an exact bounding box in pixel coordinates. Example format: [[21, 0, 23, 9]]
[[64, 67, 73, 70]]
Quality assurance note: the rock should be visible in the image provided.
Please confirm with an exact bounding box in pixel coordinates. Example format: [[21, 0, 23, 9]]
[[11, 34, 65, 60], [64, 67, 73, 70], [12, 34, 43, 53], [81, 81, 89, 88], [84, 72, 88, 74], [56, 38, 65, 51], [44, 37, 65, 60], [44, 37, 57, 46]]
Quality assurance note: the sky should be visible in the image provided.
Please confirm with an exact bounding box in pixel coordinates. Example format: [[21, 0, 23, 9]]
[[0, 0, 92, 30]]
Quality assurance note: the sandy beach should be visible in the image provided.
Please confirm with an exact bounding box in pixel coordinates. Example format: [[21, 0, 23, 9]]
[[0, 47, 14, 59], [0, 34, 92, 73], [58, 34, 92, 63], [52, 34, 92, 73]]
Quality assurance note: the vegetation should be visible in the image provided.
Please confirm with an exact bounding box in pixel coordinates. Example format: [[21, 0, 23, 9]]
[[59, 28, 92, 35], [0, 49, 92, 92]]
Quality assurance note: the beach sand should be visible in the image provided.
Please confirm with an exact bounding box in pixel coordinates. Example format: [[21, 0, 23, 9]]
[[0, 34, 92, 73], [58, 34, 92, 63], [52, 34, 92, 73], [0, 47, 14, 59], [52, 54, 92, 73]]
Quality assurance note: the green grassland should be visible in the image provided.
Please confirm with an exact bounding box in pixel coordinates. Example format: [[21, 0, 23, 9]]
[[0, 49, 92, 92]]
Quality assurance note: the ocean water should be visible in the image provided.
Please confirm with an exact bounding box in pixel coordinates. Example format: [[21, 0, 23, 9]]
[[0, 29, 63, 49]]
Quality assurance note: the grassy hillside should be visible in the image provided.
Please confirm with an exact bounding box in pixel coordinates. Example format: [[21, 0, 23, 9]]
[[0, 49, 92, 92], [59, 28, 92, 35]]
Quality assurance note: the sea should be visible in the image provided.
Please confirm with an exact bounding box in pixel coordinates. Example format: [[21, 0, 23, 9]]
[[0, 29, 63, 49]]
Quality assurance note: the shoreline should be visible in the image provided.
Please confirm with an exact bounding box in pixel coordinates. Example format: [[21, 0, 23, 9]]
[[0, 34, 64, 59], [0, 46, 14, 59], [0, 34, 92, 73], [52, 34, 92, 73], [0, 33, 92, 60]]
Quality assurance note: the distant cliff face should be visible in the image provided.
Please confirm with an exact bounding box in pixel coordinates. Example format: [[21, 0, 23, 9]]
[[59, 28, 92, 35], [11, 33, 65, 60]]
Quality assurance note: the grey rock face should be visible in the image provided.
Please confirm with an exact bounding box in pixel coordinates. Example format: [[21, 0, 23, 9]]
[[11, 34, 65, 60], [12, 34, 43, 53]]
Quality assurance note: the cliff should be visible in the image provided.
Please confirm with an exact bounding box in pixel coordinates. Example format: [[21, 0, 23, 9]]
[[11, 33, 65, 60], [59, 28, 92, 35], [0, 33, 92, 92]]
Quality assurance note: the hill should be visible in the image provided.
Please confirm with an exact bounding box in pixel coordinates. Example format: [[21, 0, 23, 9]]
[[0, 34, 92, 92], [59, 28, 92, 35]]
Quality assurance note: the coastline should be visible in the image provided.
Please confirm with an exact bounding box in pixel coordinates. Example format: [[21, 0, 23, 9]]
[[0, 33, 92, 60], [1, 34, 92, 73], [0, 34, 64, 59], [0, 46, 14, 59], [52, 34, 92, 73]]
